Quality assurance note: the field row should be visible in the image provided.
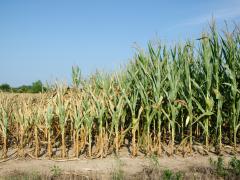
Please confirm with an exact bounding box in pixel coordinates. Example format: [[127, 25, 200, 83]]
[[0, 23, 240, 159]]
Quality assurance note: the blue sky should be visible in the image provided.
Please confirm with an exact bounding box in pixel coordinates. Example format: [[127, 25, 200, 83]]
[[0, 0, 240, 86]]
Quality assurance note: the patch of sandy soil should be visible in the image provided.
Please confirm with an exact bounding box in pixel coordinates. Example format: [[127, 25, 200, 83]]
[[0, 147, 239, 179]]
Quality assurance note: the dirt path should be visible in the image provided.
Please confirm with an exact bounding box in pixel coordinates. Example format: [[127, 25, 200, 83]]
[[0, 153, 238, 179]]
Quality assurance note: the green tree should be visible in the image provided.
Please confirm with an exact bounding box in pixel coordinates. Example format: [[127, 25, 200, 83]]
[[17, 85, 32, 93], [0, 84, 11, 92], [31, 80, 43, 93]]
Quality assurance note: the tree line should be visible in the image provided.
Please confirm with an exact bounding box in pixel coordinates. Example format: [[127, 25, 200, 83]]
[[0, 80, 46, 93]]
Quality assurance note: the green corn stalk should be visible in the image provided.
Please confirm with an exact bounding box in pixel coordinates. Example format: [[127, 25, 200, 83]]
[[57, 102, 69, 158], [221, 29, 240, 150], [150, 44, 167, 155], [108, 95, 123, 155], [120, 62, 141, 156], [181, 43, 194, 152], [164, 48, 182, 155], [209, 24, 224, 151], [200, 34, 214, 150], [223, 53, 239, 150], [82, 93, 94, 158], [145, 106, 157, 154], [123, 86, 142, 156], [128, 49, 156, 154], [131, 71, 156, 154], [153, 96, 164, 155], [72, 65, 81, 88], [90, 72, 112, 157], [90, 92, 106, 158]]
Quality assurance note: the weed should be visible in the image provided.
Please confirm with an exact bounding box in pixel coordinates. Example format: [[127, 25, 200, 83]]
[[229, 156, 240, 175], [162, 169, 183, 180], [175, 171, 183, 180], [209, 157, 227, 177], [162, 169, 174, 180], [50, 165, 62, 177]]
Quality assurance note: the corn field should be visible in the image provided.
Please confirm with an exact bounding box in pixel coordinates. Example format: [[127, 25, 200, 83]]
[[0, 23, 240, 159]]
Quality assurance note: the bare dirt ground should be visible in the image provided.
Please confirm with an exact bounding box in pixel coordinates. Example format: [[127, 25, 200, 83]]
[[0, 146, 239, 180]]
